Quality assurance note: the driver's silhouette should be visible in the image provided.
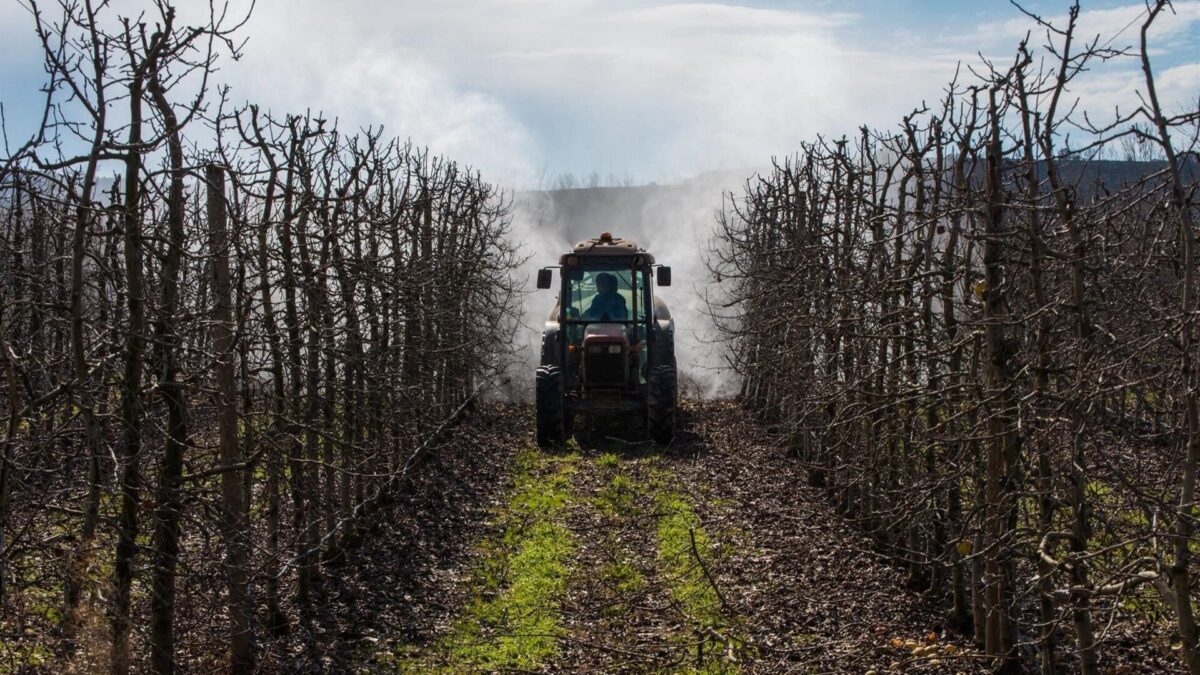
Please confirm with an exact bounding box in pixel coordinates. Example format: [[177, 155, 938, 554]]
[[583, 272, 628, 321]]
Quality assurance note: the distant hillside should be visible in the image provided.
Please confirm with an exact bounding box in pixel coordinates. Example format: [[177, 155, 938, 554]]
[[525, 161, 1189, 247], [521, 171, 749, 249]]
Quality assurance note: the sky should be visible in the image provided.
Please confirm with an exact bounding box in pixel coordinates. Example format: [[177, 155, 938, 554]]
[[2, 0, 1199, 186]]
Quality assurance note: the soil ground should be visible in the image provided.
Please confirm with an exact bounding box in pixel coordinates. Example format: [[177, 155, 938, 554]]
[[309, 401, 1011, 674]]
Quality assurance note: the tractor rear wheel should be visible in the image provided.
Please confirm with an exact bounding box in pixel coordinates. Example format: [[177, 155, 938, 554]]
[[647, 364, 677, 445], [535, 365, 566, 447]]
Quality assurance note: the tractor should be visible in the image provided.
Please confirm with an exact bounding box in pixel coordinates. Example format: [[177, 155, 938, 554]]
[[534, 232, 677, 446]]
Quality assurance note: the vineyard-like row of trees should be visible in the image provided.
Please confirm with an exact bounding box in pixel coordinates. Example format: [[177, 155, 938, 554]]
[[712, 3, 1199, 673], [1, 1, 522, 672]]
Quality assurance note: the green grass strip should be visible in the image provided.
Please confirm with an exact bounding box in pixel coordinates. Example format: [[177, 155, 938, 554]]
[[656, 492, 726, 631], [400, 449, 577, 672], [655, 489, 745, 674]]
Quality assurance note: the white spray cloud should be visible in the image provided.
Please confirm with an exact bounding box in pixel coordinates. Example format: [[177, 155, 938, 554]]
[[634, 172, 747, 399], [496, 190, 573, 401], [512, 172, 749, 399]]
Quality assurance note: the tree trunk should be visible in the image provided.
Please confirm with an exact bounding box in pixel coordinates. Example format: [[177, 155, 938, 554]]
[[206, 164, 255, 673], [1141, 5, 1200, 672], [981, 87, 1020, 673], [112, 49, 149, 675], [147, 67, 190, 675]]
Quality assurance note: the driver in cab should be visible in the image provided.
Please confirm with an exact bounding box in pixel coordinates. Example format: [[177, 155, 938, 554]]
[[583, 272, 628, 321]]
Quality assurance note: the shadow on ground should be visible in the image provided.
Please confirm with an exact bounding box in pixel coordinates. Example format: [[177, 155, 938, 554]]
[[561, 402, 709, 462]]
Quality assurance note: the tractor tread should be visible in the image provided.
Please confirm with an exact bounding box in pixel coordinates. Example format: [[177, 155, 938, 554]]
[[536, 365, 566, 447], [647, 364, 677, 445]]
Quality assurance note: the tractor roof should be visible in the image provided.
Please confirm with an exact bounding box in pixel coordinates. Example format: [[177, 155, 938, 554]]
[[560, 232, 656, 265]]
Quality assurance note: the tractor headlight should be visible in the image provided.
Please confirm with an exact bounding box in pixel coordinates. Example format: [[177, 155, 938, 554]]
[[608, 345, 621, 354]]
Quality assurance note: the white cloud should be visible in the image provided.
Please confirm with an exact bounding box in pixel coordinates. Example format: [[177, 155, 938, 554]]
[[216, 2, 1193, 183], [315, 51, 537, 179], [619, 3, 856, 32], [220, 0, 967, 184], [6, 0, 1198, 182], [965, 1, 1200, 51], [9, 0, 1198, 185], [1069, 61, 1200, 123], [217, 1, 538, 182]]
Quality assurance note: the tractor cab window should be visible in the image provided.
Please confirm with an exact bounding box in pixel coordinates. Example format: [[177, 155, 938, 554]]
[[563, 267, 648, 325]]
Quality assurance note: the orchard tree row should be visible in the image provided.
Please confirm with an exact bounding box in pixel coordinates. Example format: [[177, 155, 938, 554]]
[[0, 1, 522, 672], [712, 3, 1200, 673]]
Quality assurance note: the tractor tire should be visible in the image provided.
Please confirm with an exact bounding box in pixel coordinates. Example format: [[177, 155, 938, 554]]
[[536, 365, 566, 447], [647, 364, 677, 445]]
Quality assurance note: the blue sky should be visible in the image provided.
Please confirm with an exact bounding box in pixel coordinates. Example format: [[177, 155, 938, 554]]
[[3, 1, 1198, 186]]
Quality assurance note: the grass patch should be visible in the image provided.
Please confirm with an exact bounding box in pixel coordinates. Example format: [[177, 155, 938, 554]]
[[0, 640, 54, 671], [400, 448, 577, 672], [595, 473, 641, 518], [656, 492, 725, 627], [597, 452, 621, 469], [655, 489, 747, 672], [602, 559, 646, 596]]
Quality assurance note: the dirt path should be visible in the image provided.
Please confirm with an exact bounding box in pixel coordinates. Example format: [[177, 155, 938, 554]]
[[340, 402, 989, 673]]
